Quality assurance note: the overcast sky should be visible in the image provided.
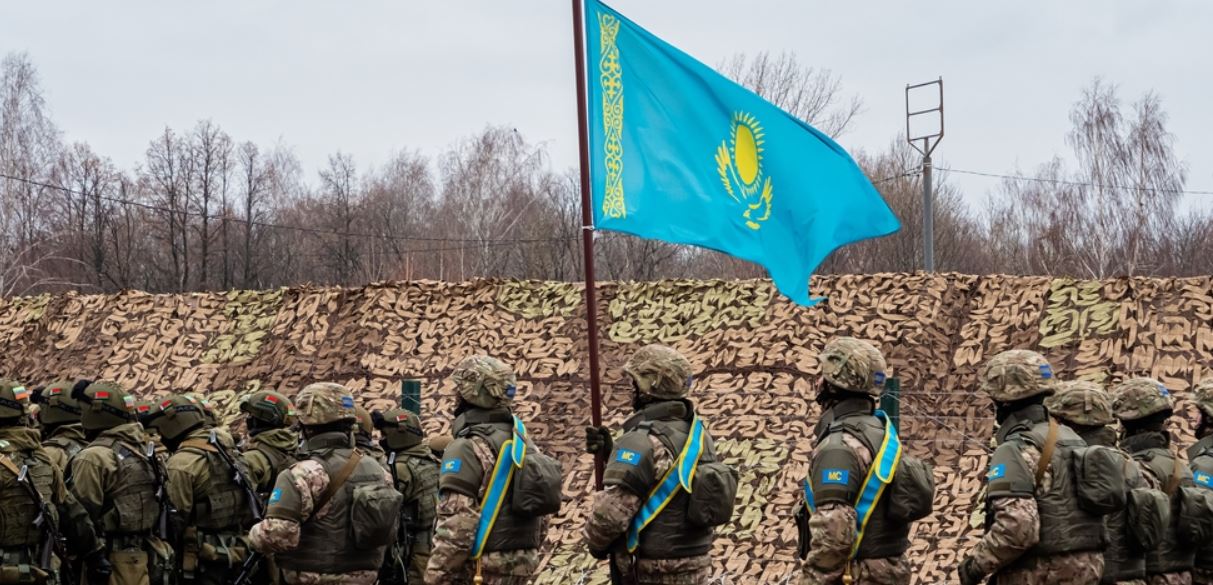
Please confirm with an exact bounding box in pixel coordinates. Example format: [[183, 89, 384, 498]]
[[4, 1, 1211, 209]]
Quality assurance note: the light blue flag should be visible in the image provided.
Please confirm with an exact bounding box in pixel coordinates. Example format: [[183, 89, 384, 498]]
[[584, 0, 900, 305]]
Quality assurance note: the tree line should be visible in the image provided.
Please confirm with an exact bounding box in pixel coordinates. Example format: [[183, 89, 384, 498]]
[[0, 51, 1206, 297]]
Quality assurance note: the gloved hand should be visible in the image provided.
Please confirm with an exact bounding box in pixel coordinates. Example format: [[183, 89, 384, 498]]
[[584, 426, 613, 458], [85, 549, 113, 583], [957, 557, 983, 585]]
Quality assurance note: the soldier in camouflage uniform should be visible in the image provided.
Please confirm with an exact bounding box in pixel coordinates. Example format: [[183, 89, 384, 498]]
[[238, 389, 300, 502], [33, 380, 90, 475], [958, 350, 1104, 585], [425, 356, 542, 585], [1046, 380, 1154, 585], [1114, 378, 1195, 585], [248, 382, 396, 585], [68, 380, 175, 585], [583, 344, 724, 585], [0, 379, 107, 584], [145, 395, 256, 585], [354, 405, 387, 465], [793, 338, 911, 585], [1188, 381, 1213, 585], [374, 408, 440, 585]]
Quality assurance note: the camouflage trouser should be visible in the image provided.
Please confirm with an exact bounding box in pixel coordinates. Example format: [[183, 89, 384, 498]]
[[1191, 568, 1213, 585], [847, 557, 912, 585], [991, 551, 1103, 585], [1147, 572, 1193, 585]]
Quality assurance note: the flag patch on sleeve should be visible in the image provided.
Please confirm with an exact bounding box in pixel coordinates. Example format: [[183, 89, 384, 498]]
[[269, 488, 282, 504], [987, 464, 1006, 480], [1195, 472, 1213, 489], [442, 459, 463, 474], [615, 449, 641, 466]]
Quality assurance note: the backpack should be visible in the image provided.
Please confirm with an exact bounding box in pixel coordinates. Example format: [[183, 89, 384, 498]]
[[1072, 445, 1128, 515], [887, 454, 935, 523], [510, 442, 563, 517], [686, 461, 739, 528], [1164, 458, 1213, 546], [1126, 486, 1171, 551], [320, 451, 404, 551]]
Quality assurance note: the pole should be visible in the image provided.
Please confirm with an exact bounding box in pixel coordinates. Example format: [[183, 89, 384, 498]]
[[571, 0, 606, 490], [922, 154, 934, 272]]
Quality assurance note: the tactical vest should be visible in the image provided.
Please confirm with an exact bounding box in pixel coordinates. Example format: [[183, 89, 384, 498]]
[[988, 406, 1105, 567], [275, 433, 390, 573], [1127, 433, 1196, 575], [1082, 427, 1147, 583], [392, 451, 438, 534], [603, 401, 717, 559], [1189, 434, 1213, 570], [0, 448, 58, 551], [178, 439, 252, 533], [247, 431, 297, 499], [87, 436, 159, 536], [443, 409, 543, 553], [43, 427, 86, 464], [812, 403, 911, 560]]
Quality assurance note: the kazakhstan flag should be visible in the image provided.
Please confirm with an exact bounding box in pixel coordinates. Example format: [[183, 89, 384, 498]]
[[584, 0, 900, 305]]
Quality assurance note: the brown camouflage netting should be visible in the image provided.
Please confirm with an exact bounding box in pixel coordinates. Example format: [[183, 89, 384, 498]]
[[2, 274, 1211, 584]]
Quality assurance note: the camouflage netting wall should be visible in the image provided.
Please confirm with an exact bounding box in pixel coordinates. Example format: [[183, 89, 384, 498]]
[[2, 274, 1211, 584]]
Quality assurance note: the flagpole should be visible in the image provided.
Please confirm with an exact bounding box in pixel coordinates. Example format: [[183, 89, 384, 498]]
[[571, 0, 606, 490]]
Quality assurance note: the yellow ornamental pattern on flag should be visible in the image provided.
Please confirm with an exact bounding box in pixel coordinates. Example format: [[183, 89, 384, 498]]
[[715, 112, 774, 230], [598, 11, 625, 219]]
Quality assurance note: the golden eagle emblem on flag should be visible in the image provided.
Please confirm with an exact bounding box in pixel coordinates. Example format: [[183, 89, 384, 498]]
[[715, 112, 774, 230]]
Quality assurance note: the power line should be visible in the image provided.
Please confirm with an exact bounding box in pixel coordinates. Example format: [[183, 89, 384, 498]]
[[0, 172, 577, 246], [940, 167, 1213, 196]]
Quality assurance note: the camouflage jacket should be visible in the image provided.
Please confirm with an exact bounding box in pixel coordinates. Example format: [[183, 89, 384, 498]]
[[41, 423, 87, 476], [240, 427, 299, 498]]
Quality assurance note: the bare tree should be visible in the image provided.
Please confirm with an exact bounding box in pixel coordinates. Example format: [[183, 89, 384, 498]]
[[318, 152, 361, 284], [719, 51, 862, 138]]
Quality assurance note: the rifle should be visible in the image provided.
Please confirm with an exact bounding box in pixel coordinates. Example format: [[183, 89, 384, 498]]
[[381, 451, 414, 584], [16, 464, 75, 585], [208, 430, 266, 585], [145, 441, 174, 542]]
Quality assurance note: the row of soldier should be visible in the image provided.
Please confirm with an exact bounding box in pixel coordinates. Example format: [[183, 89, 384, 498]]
[[2, 339, 1213, 585]]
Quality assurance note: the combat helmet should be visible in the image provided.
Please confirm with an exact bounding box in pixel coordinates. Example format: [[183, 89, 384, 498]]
[[1193, 380, 1213, 420], [0, 380, 32, 423], [183, 393, 218, 427], [33, 379, 86, 427], [74, 380, 137, 431], [1045, 380, 1114, 427], [818, 337, 887, 397], [372, 408, 424, 451], [239, 390, 294, 428], [1112, 377, 1174, 422], [354, 405, 373, 438], [451, 356, 517, 409], [623, 345, 693, 400], [981, 349, 1056, 402], [144, 394, 209, 442], [295, 382, 357, 426]]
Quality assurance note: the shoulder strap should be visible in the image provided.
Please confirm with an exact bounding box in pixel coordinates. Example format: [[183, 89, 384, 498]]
[[1165, 455, 1183, 496], [180, 438, 217, 453], [1034, 418, 1060, 485], [313, 450, 363, 517], [0, 453, 19, 477]]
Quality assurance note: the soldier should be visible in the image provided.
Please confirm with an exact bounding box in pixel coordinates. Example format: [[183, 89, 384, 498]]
[[238, 390, 300, 501], [355, 405, 387, 465], [248, 382, 399, 585], [958, 349, 1104, 585], [182, 393, 219, 428], [425, 356, 545, 585], [34, 379, 90, 475], [145, 395, 257, 585], [0, 379, 107, 583], [790, 338, 916, 585], [374, 408, 440, 585], [1114, 378, 1195, 585], [68, 380, 174, 585], [583, 344, 729, 585], [1046, 380, 1153, 585], [1188, 380, 1213, 585]]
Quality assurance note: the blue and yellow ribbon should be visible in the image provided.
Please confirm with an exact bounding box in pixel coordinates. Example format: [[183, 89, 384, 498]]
[[798, 411, 902, 559], [471, 416, 528, 559], [626, 416, 704, 552]]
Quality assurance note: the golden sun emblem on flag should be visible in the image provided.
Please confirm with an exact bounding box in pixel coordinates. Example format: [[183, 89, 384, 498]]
[[715, 112, 774, 230]]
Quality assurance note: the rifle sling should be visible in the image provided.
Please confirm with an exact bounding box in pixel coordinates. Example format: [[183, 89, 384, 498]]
[[1034, 418, 1060, 486], [312, 450, 363, 519], [0, 453, 19, 477]]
